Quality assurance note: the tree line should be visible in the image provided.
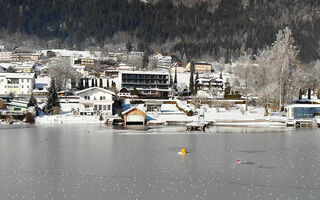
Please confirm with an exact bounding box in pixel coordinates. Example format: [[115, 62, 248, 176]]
[[0, 0, 319, 62]]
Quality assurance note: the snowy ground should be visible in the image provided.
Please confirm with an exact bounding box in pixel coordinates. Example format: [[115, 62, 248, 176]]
[[204, 107, 266, 122], [35, 113, 104, 124]]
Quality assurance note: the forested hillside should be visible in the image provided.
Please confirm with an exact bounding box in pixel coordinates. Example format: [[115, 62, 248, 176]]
[[0, 0, 319, 62]]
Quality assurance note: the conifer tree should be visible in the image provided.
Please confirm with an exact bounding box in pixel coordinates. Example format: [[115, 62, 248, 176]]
[[27, 93, 37, 108], [195, 71, 199, 94], [174, 66, 177, 89], [142, 53, 149, 69], [189, 60, 195, 95], [46, 79, 60, 114]]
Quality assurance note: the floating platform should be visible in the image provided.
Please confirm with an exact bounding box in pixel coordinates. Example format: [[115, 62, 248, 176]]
[[286, 119, 318, 128], [186, 122, 208, 131]]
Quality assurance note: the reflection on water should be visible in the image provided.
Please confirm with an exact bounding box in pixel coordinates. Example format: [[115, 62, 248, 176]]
[[0, 124, 319, 200]]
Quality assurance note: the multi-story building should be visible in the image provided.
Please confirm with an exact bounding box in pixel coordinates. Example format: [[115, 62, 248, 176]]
[[11, 53, 40, 62], [120, 70, 171, 98], [186, 62, 213, 73], [195, 77, 224, 91], [0, 73, 36, 95], [0, 52, 12, 62], [80, 58, 95, 67], [14, 63, 35, 73]]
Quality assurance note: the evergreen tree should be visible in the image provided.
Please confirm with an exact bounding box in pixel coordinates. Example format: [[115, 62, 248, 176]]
[[126, 40, 132, 52], [142, 53, 149, 69], [85, 79, 89, 88], [99, 79, 103, 88], [91, 79, 95, 87], [189, 60, 195, 95], [107, 80, 110, 88], [27, 94, 37, 107], [45, 79, 60, 114], [174, 66, 177, 90], [195, 71, 199, 94], [78, 79, 84, 90]]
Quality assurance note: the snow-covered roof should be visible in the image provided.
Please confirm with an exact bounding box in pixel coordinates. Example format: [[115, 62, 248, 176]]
[[75, 87, 115, 96], [286, 104, 320, 108], [120, 70, 169, 75], [6, 100, 28, 108], [0, 73, 35, 79], [35, 76, 51, 84], [122, 107, 145, 115]]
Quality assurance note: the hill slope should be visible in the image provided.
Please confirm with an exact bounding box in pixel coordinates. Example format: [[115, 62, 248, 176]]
[[0, 0, 319, 62]]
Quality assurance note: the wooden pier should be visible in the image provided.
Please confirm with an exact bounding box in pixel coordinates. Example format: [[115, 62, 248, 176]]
[[186, 122, 208, 131]]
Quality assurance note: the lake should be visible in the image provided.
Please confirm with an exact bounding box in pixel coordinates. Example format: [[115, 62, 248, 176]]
[[0, 124, 319, 200]]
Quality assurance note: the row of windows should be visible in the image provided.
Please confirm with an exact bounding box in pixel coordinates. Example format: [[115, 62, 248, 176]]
[[84, 96, 106, 100], [123, 84, 169, 89], [84, 104, 111, 111], [122, 79, 168, 84], [5, 85, 30, 88], [122, 74, 168, 79]]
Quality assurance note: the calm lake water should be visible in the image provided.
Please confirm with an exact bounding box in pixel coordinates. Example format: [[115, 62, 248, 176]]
[[0, 124, 320, 200]]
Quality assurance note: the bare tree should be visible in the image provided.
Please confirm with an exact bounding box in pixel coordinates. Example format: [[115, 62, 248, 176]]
[[233, 52, 256, 111], [47, 58, 80, 91]]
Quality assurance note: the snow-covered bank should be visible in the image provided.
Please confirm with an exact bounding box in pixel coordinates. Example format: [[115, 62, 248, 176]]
[[204, 107, 266, 122], [35, 114, 104, 124]]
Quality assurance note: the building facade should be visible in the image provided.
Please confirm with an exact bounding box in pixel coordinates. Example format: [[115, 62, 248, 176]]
[[186, 62, 213, 73], [75, 87, 114, 116], [120, 70, 171, 98], [0, 73, 36, 95]]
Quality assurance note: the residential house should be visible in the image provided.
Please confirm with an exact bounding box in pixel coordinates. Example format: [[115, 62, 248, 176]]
[[4, 100, 28, 114], [104, 66, 119, 78], [0, 73, 36, 95], [75, 87, 115, 116], [118, 88, 133, 98], [195, 77, 224, 98]]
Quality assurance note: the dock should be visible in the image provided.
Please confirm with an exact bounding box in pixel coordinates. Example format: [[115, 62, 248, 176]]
[[186, 122, 208, 131], [286, 119, 318, 128]]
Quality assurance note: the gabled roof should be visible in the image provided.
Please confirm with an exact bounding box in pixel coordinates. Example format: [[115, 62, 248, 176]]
[[120, 87, 131, 93], [75, 87, 115, 96], [122, 107, 145, 115]]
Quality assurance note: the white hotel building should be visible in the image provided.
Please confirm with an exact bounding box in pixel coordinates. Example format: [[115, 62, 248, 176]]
[[0, 73, 36, 95]]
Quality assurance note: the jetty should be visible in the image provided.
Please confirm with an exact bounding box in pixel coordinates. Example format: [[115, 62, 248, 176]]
[[186, 122, 208, 131]]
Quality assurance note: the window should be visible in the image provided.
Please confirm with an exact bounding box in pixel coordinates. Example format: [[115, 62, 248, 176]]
[[103, 105, 106, 110], [84, 96, 90, 100], [100, 96, 106, 100], [14, 108, 21, 111], [108, 105, 111, 110], [94, 105, 97, 110], [99, 105, 102, 110], [85, 105, 89, 108]]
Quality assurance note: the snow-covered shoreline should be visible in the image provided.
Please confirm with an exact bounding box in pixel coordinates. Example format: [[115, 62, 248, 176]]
[[35, 114, 105, 124]]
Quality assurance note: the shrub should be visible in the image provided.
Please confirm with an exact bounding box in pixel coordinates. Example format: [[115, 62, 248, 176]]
[[25, 112, 35, 124], [118, 109, 122, 117], [52, 106, 61, 115]]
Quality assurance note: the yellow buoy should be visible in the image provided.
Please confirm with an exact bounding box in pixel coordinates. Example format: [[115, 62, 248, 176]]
[[181, 148, 188, 154]]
